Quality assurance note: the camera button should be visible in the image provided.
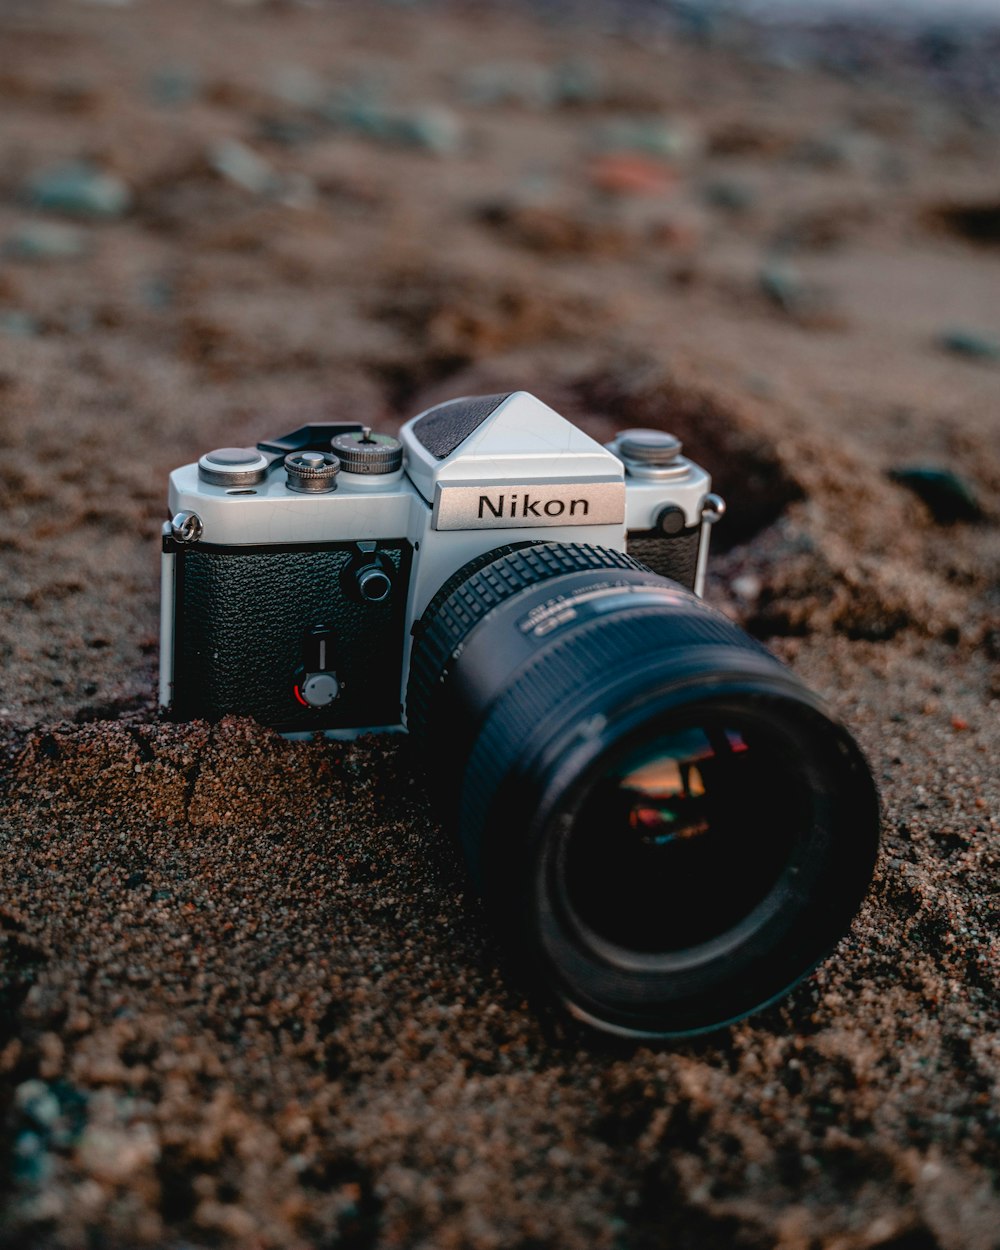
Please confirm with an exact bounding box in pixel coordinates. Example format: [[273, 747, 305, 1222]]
[[198, 448, 270, 486], [357, 566, 392, 603], [656, 505, 687, 536], [618, 429, 682, 463]]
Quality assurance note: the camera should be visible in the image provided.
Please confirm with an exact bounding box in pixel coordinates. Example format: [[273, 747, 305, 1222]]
[[160, 391, 879, 1038]]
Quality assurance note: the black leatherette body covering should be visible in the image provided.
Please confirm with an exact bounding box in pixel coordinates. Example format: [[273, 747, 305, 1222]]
[[170, 540, 411, 731], [626, 525, 702, 590], [410, 394, 512, 460]]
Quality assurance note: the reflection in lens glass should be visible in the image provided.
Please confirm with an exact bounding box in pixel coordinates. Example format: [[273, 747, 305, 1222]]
[[560, 723, 809, 954]]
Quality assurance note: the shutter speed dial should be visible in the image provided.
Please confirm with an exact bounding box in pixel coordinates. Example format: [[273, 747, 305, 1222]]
[[331, 427, 403, 475]]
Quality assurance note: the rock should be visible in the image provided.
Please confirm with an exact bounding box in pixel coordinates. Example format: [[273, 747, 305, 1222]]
[[938, 328, 1000, 361], [758, 257, 804, 312], [325, 90, 463, 153], [139, 276, 174, 310], [256, 115, 322, 148], [276, 171, 318, 210], [731, 574, 763, 602], [15, 1081, 62, 1130], [26, 162, 131, 219], [0, 311, 41, 337], [459, 61, 553, 109], [790, 129, 864, 170], [392, 106, 463, 155], [76, 1123, 159, 1183], [703, 179, 755, 212], [4, 221, 89, 262], [270, 64, 326, 110], [588, 154, 675, 196], [887, 466, 984, 524], [12, 1131, 52, 1187], [550, 59, 604, 106], [148, 64, 199, 106], [460, 59, 603, 109], [356, 104, 463, 154], [592, 117, 697, 160], [208, 140, 279, 195]]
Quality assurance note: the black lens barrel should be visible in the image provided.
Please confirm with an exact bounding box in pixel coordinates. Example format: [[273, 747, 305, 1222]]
[[408, 543, 879, 1039]]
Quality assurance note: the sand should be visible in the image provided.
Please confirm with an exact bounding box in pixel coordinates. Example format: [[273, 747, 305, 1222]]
[[0, 1, 998, 1246]]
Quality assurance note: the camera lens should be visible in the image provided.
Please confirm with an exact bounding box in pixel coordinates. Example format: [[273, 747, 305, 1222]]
[[408, 543, 879, 1039]]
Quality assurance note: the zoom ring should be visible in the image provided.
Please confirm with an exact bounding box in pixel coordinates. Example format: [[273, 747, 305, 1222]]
[[407, 543, 644, 736]]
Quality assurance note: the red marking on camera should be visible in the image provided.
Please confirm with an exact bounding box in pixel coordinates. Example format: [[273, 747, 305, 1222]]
[[293, 685, 309, 706]]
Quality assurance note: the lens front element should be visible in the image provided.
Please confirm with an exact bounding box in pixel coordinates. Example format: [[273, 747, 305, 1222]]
[[561, 720, 807, 956]]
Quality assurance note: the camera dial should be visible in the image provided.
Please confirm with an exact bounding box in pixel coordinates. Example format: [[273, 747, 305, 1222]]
[[331, 427, 403, 475], [284, 450, 341, 494]]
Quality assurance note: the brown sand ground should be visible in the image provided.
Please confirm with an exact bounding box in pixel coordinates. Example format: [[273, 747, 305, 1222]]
[[0, 2, 998, 1247]]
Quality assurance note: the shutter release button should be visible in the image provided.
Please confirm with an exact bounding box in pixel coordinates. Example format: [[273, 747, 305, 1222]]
[[198, 447, 270, 486]]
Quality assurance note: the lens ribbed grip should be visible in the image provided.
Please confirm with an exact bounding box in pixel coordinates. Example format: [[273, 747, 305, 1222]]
[[407, 543, 645, 736]]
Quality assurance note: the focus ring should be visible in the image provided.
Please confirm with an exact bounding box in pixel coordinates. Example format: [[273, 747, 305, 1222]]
[[407, 543, 644, 736]]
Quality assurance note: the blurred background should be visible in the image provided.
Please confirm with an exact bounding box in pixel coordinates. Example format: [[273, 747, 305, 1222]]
[[1, 0, 998, 723], [1, 0, 1000, 720], [1, 5, 999, 1249]]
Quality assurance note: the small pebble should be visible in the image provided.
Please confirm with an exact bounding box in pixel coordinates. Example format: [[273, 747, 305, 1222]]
[[271, 64, 326, 110], [12, 1131, 52, 1187], [731, 574, 762, 602], [938, 328, 1000, 361], [592, 117, 697, 160], [4, 221, 88, 262], [209, 141, 279, 195], [461, 59, 603, 109], [325, 93, 463, 154], [276, 171, 318, 210], [256, 115, 321, 148], [759, 257, 804, 312], [392, 106, 463, 155], [26, 162, 131, 219], [15, 1081, 61, 1130], [887, 466, 983, 524], [550, 59, 604, 106], [0, 310, 41, 337], [459, 61, 553, 109], [139, 277, 174, 310], [148, 64, 199, 106], [589, 153, 674, 196], [703, 179, 755, 212]]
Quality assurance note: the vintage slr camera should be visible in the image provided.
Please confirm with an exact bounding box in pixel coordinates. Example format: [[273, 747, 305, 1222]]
[[161, 392, 879, 1038]]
